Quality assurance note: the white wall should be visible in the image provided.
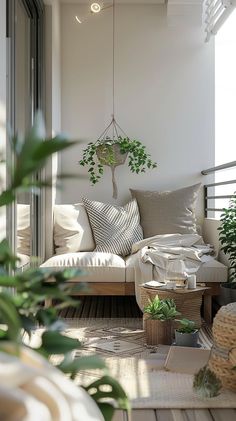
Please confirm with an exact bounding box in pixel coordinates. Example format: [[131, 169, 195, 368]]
[[59, 4, 215, 222]]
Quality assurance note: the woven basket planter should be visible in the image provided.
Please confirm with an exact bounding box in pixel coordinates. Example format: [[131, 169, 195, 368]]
[[144, 318, 172, 346], [96, 143, 128, 166], [141, 287, 203, 328], [96, 143, 128, 199], [208, 302, 236, 392]]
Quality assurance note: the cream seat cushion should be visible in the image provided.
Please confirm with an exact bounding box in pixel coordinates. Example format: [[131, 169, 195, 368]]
[[41, 252, 125, 283], [125, 255, 228, 283]]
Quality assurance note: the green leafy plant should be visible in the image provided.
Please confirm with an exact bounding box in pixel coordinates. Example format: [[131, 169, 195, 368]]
[[218, 193, 236, 288], [143, 296, 180, 321], [79, 136, 157, 185], [193, 365, 222, 398], [0, 115, 129, 421], [176, 318, 198, 334]]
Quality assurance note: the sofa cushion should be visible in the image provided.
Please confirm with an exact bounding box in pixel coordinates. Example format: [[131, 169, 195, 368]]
[[17, 204, 31, 256], [54, 204, 95, 255], [17, 253, 30, 269], [40, 252, 126, 283], [125, 255, 228, 283], [82, 198, 143, 256], [130, 184, 201, 238]]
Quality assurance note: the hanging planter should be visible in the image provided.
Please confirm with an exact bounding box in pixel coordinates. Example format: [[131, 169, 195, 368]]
[[79, 118, 157, 199], [96, 142, 128, 167]]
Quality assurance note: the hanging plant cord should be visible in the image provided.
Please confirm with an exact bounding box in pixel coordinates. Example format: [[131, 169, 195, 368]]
[[96, 0, 131, 198], [79, 0, 157, 198]]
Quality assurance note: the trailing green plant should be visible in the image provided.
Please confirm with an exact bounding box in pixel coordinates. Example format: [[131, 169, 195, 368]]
[[79, 136, 157, 185], [193, 365, 222, 398], [0, 115, 129, 421], [176, 318, 198, 334], [218, 193, 236, 287], [143, 295, 180, 321]]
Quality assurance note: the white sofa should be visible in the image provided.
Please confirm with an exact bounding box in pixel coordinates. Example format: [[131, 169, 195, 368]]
[[40, 203, 228, 298]]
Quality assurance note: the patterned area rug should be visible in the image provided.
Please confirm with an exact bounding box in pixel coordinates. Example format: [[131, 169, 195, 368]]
[[62, 317, 213, 358], [29, 318, 236, 409], [55, 318, 236, 409]]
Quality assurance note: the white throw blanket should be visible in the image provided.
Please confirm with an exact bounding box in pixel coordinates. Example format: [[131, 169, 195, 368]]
[[131, 233, 215, 309]]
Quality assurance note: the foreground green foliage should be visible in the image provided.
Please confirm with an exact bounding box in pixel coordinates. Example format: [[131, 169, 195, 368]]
[[143, 296, 180, 321], [0, 115, 77, 207], [218, 193, 236, 286], [0, 115, 129, 421], [79, 136, 157, 185]]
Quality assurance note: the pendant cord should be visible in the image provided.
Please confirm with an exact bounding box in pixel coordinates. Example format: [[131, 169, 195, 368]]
[[97, 0, 130, 143], [112, 0, 115, 122]]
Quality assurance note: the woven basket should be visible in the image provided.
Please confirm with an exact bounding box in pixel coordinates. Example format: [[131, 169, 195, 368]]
[[208, 302, 236, 392], [141, 287, 204, 328], [96, 143, 128, 167]]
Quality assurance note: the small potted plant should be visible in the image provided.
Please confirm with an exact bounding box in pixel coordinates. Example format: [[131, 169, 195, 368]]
[[175, 318, 199, 347], [79, 136, 157, 198], [143, 296, 180, 345], [218, 193, 236, 303]]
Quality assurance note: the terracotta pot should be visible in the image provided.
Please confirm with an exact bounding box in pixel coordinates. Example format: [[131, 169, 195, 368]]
[[145, 319, 172, 345], [96, 143, 128, 167]]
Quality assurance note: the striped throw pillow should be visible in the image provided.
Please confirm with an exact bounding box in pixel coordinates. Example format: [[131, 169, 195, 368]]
[[82, 198, 143, 256]]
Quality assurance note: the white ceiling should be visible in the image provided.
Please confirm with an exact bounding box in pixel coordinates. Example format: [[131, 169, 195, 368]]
[[58, 1, 165, 4]]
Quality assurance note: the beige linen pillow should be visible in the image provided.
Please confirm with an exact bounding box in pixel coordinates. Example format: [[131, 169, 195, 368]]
[[54, 204, 95, 254], [130, 183, 201, 238]]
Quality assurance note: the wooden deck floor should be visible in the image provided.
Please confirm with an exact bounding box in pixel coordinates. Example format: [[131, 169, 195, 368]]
[[113, 409, 236, 421], [58, 295, 142, 318]]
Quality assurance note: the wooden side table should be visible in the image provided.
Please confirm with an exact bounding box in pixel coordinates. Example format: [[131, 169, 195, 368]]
[[140, 286, 209, 328], [200, 282, 221, 325]]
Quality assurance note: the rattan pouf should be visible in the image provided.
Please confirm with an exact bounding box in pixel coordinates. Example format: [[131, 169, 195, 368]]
[[208, 302, 236, 392], [140, 286, 207, 328]]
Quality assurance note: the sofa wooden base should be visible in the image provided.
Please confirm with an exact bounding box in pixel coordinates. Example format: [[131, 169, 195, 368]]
[[70, 282, 135, 296], [44, 282, 135, 309]]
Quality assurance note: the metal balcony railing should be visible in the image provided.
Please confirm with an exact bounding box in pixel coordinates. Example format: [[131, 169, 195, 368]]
[[201, 160, 236, 217]]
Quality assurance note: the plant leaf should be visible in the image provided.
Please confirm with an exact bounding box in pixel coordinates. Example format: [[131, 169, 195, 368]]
[[41, 331, 81, 354]]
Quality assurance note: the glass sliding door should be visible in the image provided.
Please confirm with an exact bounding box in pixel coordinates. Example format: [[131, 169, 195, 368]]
[[15, 0, 31, 269], [7, 0, 44, 268]]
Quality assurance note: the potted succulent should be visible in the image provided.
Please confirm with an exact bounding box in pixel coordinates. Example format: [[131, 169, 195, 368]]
[[175, 318, 199, 347], [143, 296, 180, 345], [193, 366, 222, 398], [79, 136, 157, 198], [218, 193, 236, 303]]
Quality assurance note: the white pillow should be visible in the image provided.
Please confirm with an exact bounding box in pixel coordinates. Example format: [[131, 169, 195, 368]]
[[53, 204, 95, 254], [17, 204, 31, 256]]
